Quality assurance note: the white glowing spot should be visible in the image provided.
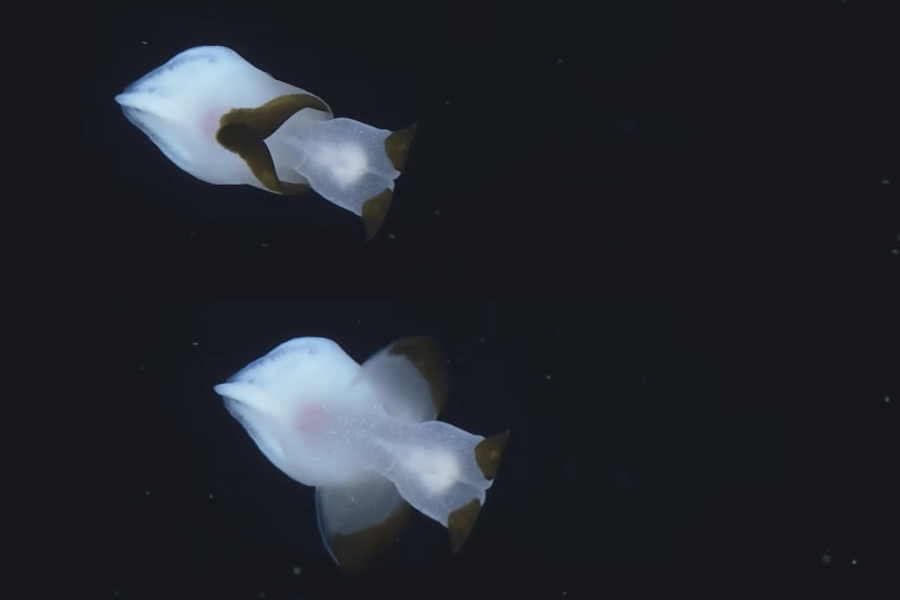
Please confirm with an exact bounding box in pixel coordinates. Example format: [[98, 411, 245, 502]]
[[317, 144, 367, 187], [404, 448, 459, 495]]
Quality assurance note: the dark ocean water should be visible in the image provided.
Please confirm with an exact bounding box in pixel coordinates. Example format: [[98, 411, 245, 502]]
[[77, 2, 897, 598]]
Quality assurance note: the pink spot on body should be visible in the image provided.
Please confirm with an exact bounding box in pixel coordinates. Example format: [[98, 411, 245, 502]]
[[202, 110, 225, 139], [294, 405, 331, 438]]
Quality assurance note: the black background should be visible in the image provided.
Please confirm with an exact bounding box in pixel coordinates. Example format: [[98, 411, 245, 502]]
[[77, 1, 897, 598]]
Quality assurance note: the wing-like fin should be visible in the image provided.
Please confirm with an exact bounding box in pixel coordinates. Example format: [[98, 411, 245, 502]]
[[353, 336, 448, 422], [446, 430, 509, 553], [217, 94, 330, 194], [448, 499, 482, 554], [385, 124, 417, 171], [475, 429, 510, 480], [316, 473, 412, 572], [361, 189, 393, 241]]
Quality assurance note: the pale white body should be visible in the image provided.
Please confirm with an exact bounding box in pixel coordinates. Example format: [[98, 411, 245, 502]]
[[115, 46, 402, 217], [214, 337, 499, 566]]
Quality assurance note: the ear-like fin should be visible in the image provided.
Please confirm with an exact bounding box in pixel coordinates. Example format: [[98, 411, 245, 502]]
[[316, 474, 412, 572], [216, 94, 330, 194], [221, 94, 331, 138], [447, 430, 509, 554], [354, 336, 448, 422], [384, 124, 417, 171], [361, 189, 393, 241], [387, 336, 449, 415], [475, 430, 510, 481], [328, 502, 412, 572], [447, 499, 482, 554]]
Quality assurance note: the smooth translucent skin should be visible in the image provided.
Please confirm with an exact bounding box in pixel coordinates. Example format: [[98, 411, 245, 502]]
[[115, 46, 403, 216], [214, 337, 499, 567]]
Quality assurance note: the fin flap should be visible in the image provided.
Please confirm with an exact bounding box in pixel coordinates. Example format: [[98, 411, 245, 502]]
[[216, 93, 328, 194], [446, 430, 510, 554], [361, 189, 393, 241], [475, 430, 510, 481], [385, 123, 417, 172], [316, 474, 412, 572], [387, 336, 449, 415], [447, 499, 482, 554], [328, 502, 412, 572]]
